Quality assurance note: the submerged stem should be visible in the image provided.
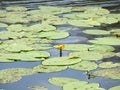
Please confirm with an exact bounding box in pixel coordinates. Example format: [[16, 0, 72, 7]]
[[60, 49, 62, 57]]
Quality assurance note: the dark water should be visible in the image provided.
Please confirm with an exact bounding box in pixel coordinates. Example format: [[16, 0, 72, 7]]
[[0, 0, 120, 90]]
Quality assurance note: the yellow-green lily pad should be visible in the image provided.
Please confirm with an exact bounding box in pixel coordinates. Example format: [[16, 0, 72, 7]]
[[4, 43, 33, 52], [28, 86, 48, 90], [83, 29, 110, 35], [36, 31, 69, 40], [6, 6, 27, 11], [69, 51, 103, 61], [0, 23, 8, 27], [99, 62, 120, 68], [108, 85, 120, 90], [48, 77, 80, 86], [89, 37, 120, 45], [42, 56, 81, 66], [63, 81, 105, 90], [69, 61, 98, 71], [0, 68, 34, 84], [33, 65, 67, 73], [92, 68, 120, 79]]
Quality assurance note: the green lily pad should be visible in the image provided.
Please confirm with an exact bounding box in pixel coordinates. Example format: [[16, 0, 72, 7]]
[[0, 56, 14, 62], [99, 62, 120, 68], [92, 68, 120, 79], [36, 31, 69, 40], [30, 44, 52, 50], [33, 65, 67, 73], [0, 23, 8, 27], [7, 24, 26, 32], [96, 16, 118, 24], [89, 37, 120, 45], [38, 6, 72, 14], [0, 68, 34, 84], [84, 7, 110, 15], [69, 61, 98, 71], [68, 20, 100, 27], [116, 52, 120, 57], [108, 86, 120, 90], [64, 13, 98, 19], [42, 56, 81, 66], [63, 81, 105, 90], [4, 43, 33, 52], [6, 6, 27, 11], [69, 51, 103, 61], [28, 23, 56, 32], [63, 44, 114, 52], [89, 45, 115, 52], [63, 44, 91, 51], [28, 86, 48, 90], [48, 77, 80, 86], [83, 29, 110, 35]]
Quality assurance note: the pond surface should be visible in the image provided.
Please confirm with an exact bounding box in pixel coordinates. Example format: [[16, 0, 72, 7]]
[[0, 0, 120, 90]]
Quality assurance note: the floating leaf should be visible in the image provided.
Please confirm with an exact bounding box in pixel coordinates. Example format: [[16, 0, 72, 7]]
[[83, 29, 110, 35], [68, 20, 94, 27], [89, 37, 120, 45], [28, 23, 56, 32], [33, 65, 67, 73], [36, 31, 69, 40], [99, 62, 120, 68], [4, 43, 33, 52], [0, 56, 14, 62], [108, 85, 120, 90], [42, 57, 81, 66], [63, 44, 90, 51], [96, 16, 118, 24], [63, 81, 105, 90], [84, 7, 110, 15], [116, 52, 120, 57], [6, 6, 27, 11], [69, 51, 103, 61], [0, 68, 34, 84], [92, 68, 120, 79], [48, 77, 80, 86], [64, 13, 98, 19], [69, 61, 98, 71], [28, 86, 48, 90], [89, 45, 115, 52], [0, 23, 8, 27]]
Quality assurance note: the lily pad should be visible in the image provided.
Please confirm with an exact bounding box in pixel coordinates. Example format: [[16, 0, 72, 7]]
[[69, 61, 98, 71], [63, 44, 91, 51], [89, 37, 120, 45], [48, 77, 80, 86], [83, 29, 110, 35], [0, 68, 34, 84], [33, 65, 67, 73], [68, 20, 98, 27], [84, 7, 110, 15], [28, 23, 56, 32], [36, 31, 69, 40], [42, 56, 81, 66], [64, 13, 98, 19], [28, 86, 48, 90], [69, 51, 103, 61], [108, 85, 120, 90], [63, 81, 105, 90], [0, 56, 14, 62], [6, 6, 27, 11], [92, 68, 120, 79], [116, 52, 120, 57], [99, 62, 120, 68], [4, 43, 33, 52], [0, 23, 8, 27]]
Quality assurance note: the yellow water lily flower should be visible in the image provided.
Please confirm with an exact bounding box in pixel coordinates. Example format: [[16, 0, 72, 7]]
[[55, 44, 65, 49]]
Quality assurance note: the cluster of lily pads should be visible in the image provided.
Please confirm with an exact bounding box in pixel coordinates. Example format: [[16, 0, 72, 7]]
[[0, 5, 120, 90]]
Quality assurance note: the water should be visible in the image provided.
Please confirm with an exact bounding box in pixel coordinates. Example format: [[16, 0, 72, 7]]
[[0, 0, 120, 90]]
